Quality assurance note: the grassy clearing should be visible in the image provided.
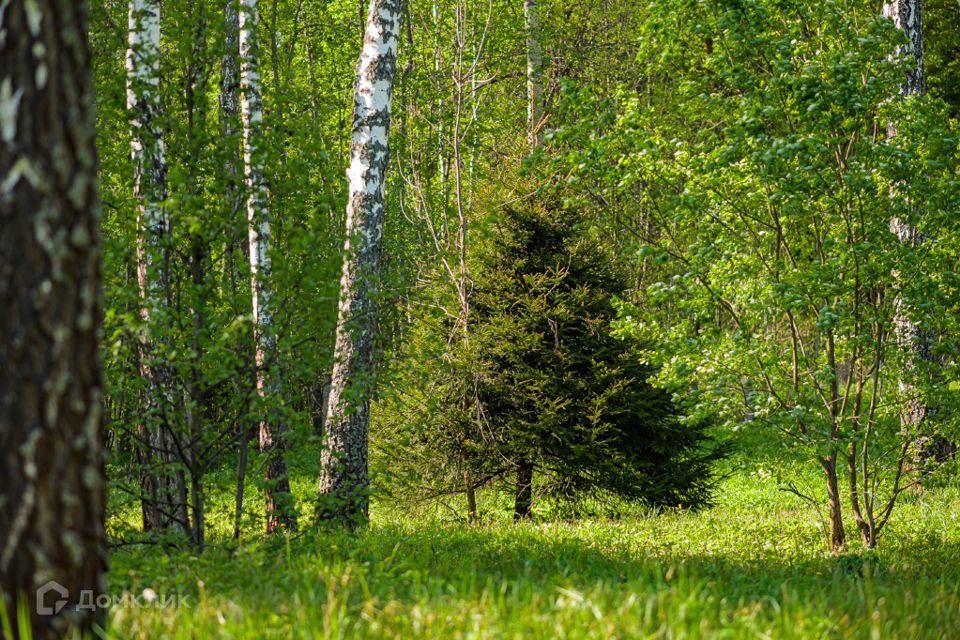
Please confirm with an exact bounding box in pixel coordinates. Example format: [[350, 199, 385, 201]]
[[99, 445, 960, 639]]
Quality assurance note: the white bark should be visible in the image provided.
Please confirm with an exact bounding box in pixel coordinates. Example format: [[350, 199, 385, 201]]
[[127, 0, 167, 319], [883, 1, 947, 459], [318, 0, 404, 523], [524, 0, 544, 148], [127, 0, 190, 534], [884, 0, 924, 97], [240, 0, 273, 352], [239, 0, 296, 531]]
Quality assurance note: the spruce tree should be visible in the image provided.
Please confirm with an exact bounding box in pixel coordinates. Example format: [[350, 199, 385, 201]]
[[382, 205, 725, 518]]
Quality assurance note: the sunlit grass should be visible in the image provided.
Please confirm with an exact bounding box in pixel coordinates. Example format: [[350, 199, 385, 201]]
[[99, 440, 960, 639]]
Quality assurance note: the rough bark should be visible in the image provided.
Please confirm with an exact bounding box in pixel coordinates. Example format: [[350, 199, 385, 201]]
[[523, 0, 544, 148], [884, 0, 925, 95], [318, 0, 404, 524], [239, 0, 297, 533], [0, 1, 106, 636], [127, 0, 190, 535], [820, 456, 846, 552], [313, 373, 332, 438]]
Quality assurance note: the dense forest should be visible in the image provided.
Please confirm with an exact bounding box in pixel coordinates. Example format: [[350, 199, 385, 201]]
[[3, 0, 960, 637]]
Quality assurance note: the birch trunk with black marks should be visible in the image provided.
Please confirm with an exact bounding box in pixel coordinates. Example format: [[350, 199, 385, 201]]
[[884, 0, 953, 466], [0, 1, 106, 636], [220, 0, 256, 542], [318, 0, 404, 524], [127, 0, 190, 535], [239, 0, 297, 533]]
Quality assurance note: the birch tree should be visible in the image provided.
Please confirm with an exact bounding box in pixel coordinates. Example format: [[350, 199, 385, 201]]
[[884, 0, 953, 463], [524, 0, 544, 148], [884, 0, 925, 96], [127, 0, 189, 534], [220, 0, 255, 542], [0, 1, 106, 635], [239, 0, 297, 532], [318, 0, 404, 524]]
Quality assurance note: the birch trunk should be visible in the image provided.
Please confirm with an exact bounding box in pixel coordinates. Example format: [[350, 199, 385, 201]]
[[884, 0, 924, 96], [220, 0, 257, 541], [127, 0, 190, 535], [0, 1, 106, 635], [239, 0, 297, 532], [524, 0, 544, 148], [884, 0, 953, 464], [318, 0, 404, 524]]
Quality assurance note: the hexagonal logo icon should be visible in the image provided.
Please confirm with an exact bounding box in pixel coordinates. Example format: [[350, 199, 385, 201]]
[[36, 581, 68, 616]]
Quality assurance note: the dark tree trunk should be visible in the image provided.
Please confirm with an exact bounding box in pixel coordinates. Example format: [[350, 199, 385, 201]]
[[184, 0, 210, 550], [313, 373, 333, 438], [233, 422, 251, 541], [464, 467, 478, 524], [820, 456, 846, 552], [0, 2, 106, 637], [513, 461, 534, 521], [221, 0, 243, 230], [318, 0, 404, 525]]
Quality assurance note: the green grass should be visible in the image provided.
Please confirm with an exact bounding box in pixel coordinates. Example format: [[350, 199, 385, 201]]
[[96, 444, 960, 639]]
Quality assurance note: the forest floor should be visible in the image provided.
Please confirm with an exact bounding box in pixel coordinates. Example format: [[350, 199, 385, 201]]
[[102, 437, 960, 639]]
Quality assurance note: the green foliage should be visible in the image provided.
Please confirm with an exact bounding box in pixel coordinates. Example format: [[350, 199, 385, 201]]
[[472, 206, 725, 508], [64, 0, 960, 632], [925, 0, 960, 114], [553, 0, 960, 546], [86, 0, 959, 561], [378, 204, 725, 514]]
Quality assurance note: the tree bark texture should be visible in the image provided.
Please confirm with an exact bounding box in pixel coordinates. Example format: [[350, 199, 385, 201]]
[[318, 0, 404, 524], [820, 456, 846, 552], [220, 0, 245, 240], [0, 2, 106, 636]]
